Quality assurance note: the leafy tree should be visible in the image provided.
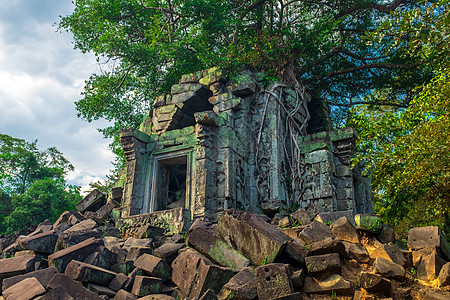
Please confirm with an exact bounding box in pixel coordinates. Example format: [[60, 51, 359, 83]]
[[0, 133, 80, 234], [59, 0, 428, 136], [349, 0, 449, 238]]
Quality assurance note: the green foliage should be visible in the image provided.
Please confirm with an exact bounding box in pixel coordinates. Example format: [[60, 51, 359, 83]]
[[349, 0, 450, 238], [0, 133, 81, 235]]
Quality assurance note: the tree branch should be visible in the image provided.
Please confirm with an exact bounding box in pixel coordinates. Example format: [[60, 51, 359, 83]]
[[334, 0, 408, 19]]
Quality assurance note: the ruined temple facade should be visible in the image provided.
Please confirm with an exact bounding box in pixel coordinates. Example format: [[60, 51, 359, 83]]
[[118, 68, 373, 223]]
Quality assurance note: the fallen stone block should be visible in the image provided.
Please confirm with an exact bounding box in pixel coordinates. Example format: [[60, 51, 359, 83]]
[[111, 260, 135, 274], [126, 246, 153, 261], [416, 251, 446, 281], [412, 247, 437, 267], [35, 285, 73, 300], [76, 189, 106, 213], [134, 224, 166, 239], [303, 274, 352, 294], [217, 267, 257, 300], [140, 295, 176, 300], [89, 200, 115, 225], [188, 226, 250, 272], [438, 262, 450, 287], [55, 228, 102, 250], [377, 224, 395, 244], [315, 210, 356, 227], [131, 275, 163, 297], [307, 237, 346, 257], [2, 266, 58, 291], [408, 226, 450, 260], [218, 210, 291, 266], [359, 272, 392, 296], [47, 273, 103, 299], [199, 289, 218, 300], [305, 253, 340, 277], [418, 288, 450, 300], [291, 269, 306, 291], [342, 242, 369, 263], [123, 237, 153, 251], [298, 220, 333, 244], [154, 243, 184, 263], [3, 277, 46, 300], [88, 283, 117, 297], [65, 260, 117, 286], [113, 289, 137, 300], [372, 257, 405, 281], [0, 255, 35, 285], [290, 209, 311, 226], [331, 217, 359, 243], [255, 263, 293, 300], [109, 273, 130, 292], [17, 230, 58, 254], [48, 237, 103, 272], [260, 199, 280, 218], [53, 210, 86, 228], [134, 254, 171, 282], [284, 241, 307, 266], [64, 219, 98, 233], [171, 248, 233, 299], [367, 242, 406, 267]]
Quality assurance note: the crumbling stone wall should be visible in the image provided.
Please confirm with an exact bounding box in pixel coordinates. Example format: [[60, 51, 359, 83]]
[[118, 68, 373, 221]]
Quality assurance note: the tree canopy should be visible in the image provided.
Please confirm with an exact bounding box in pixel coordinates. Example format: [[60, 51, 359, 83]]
[[0, 133, 80, 234]]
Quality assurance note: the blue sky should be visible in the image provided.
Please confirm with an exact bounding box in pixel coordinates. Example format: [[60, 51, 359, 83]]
[[0, 0, 114, 192]]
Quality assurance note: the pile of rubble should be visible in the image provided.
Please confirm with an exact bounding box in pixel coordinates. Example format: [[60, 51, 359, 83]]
[[0, 191, 450, 299]]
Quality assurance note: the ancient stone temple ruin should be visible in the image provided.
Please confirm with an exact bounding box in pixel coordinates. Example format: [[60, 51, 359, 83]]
[[117, 68, 373, 229]]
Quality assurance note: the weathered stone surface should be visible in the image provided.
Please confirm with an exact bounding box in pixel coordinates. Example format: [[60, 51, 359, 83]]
[[134, 224, 165, 239], [89, 200, 115, 224], [35, 285, 74, 300], [109, 273, 130, 292], [260, 199, 280, 218], [3, 277, 46, 300], [305, 253, 341, 276], [131, 275, 163, 297], [76, 189, 106, 213], [55, 228, 102, 250], [438, 262, 450, 287], [218, 210, 291, 266], [199, 289, 218, 300], [2, 267, 58, 291], [284, 241, 307, 265], [123, 237, 153, 250], [416, 251, 446, 281], [278, 216, 292, 228], [154, 243, 185, 263], [53, 210, 86, 228], [126, 246, 153, 261], [17, 230, 58, 254], [171, 248, 233, 299], [377, 224, 395, 244], [354, 214, 383, 233], [140, 295, 176, 300], [255, 263, 293, 300], [412, 247, 437, 267], [48, 237, 103, 272], [308, 237, 346, 257], [64, 219, 97, 233], [188, 226, 250, 272], [84, 247, 117, 270], [342, 242, 369, 263], [290, 209, 312, 226], [372, 257, 405, 280], [88, 283, 117, 297], [359, 272, 391, 296], [331, 217, 359, 243], [291, 269, 306, 291], [217, 267, 257, 300], [303, 274, 352, 294], [65, 260, 117, 286], [0, 255, 35, 284], [298, 220, 333, 245], [47, 273, 103, 300], [408, 226, 450, 260], [367, 242, 406, 267], [417, 289, 450, 300], [113, 289, 137, 300], [315, 211, 356, 227], [134, 254, 171, 282], [111, 260, 135, 274]]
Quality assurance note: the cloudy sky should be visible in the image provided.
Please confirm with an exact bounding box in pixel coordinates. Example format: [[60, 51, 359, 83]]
[[0, 0, 115, 192]]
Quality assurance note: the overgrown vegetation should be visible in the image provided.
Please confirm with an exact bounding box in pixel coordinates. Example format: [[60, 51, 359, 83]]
[[0, 133, 80, 234]]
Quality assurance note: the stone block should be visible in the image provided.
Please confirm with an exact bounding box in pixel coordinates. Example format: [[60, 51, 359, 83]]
[[290, 209, 311, 226], [260, 199, 280, 218], [255, 263, 293, 300], [199, 289, 218, 300], [359, 272, 391, 296], [76, 189, 106, 213], [0, 255, 35, 285], [17, 230, 58, 254], [88, 283, 117, 297], [284, 241, 307, 266], [111, 260, 135, 274], [367, 242, 406, 267], [131, 275, 163, 297], [217, 267, 257, 300], [372, 257, 405, 281], [303, 274, 352, 294], [64, 219, 97, 233], [89, 200, 115, 224], [48, 237, 103, 272], [416, 251, 446, 281], [126, 246, 153, 261], [315, 210, 356, 227], [109, 273, 130, 292], [3, 277, 46, 300], [2, 266, 58, 291], [36, 285, 73, 300], [308, 237, 346, 257], [417, 289, 450, 300], [331, 217, 359, 243], [47, 273, 103, 299], [354, 214, 383, 233], [377, 224, 395, 244], [55, 229, 102, 250], [291, 269, 306, 291], [298, 220, 333, 244], [342, 242, 369, 263], [53, 210, 86, 228], [171, 248, 233, 299], [134, 225, 165, 239], [188, 226, 250, 272], [218, 210, 291, 266], [113, 289, 137, 300], [140, 295, 176, 300], [438, 262, 450, 287], [65, 260, 117, 286], [134, 254, 171, 282], [154, 243, 185, 263], [408, 226, 450, 260], [305, 253, 341, 277]]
